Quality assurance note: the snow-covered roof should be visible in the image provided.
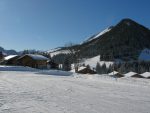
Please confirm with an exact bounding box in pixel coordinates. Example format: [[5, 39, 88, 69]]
[[78, 66, 87, 71], [124, 72, 138, 77], [108, 71, 119, 76], [70, 66, 87, 72], [140, 72, 150, 78], [21, 54, 49, 61], [4, 55, 18, 60]]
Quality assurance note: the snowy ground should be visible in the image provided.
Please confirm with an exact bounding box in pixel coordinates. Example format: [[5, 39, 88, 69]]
[[0, 71, 150, 113]]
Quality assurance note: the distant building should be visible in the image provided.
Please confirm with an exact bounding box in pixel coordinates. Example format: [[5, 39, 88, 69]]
[[18, 54, 49, 69], [3, 55, 19, 65], [75, 66, 96, 74], [108, 71, 124, 78], [124, 72, 144, 78]]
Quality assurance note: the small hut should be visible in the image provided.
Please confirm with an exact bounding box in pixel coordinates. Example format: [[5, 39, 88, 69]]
[[140, 72, 150, 79], [4, 55, 19, 65], [124, 72, 144, 78], [76, 66, 96, 74], [108, 71, 124, 78], [18, 54, 49, 69]]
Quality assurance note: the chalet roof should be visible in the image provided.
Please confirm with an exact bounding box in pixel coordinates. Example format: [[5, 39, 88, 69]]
[[140, 72, 150, 78], [20, 54, 49, 61], [124, 72, 138, 77], [78, 66, 87, 71], [4, 55, 18, 60], [108, 71, 119, 76]]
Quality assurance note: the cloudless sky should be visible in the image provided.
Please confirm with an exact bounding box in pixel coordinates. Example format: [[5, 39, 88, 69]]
[[0, 0, 150, 51]]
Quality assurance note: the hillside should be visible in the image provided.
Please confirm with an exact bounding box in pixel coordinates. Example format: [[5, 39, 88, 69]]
[[79, 18, 150, 60]]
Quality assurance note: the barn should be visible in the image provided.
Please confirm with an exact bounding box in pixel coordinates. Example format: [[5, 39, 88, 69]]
[[124, 72, 144, 78], [108, 71, 124, 78], [18, 54, 49, 69]]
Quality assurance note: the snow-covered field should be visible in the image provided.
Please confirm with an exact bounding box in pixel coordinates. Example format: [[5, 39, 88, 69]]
[[0, 70, 150, 113]]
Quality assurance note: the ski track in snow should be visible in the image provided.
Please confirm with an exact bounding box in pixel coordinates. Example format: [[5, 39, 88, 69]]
[[0, 71, 150, 113]]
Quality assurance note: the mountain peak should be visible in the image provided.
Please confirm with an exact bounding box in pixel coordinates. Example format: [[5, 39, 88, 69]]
[[119, 18, 138, 26]]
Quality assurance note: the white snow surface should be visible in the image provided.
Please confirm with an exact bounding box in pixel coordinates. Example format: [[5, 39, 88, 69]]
[[83, 27, 112, 43], [0, 70, 150, 113], [140, 72, 150, 78], [4, 55, 18, 60], [47, 47, 61, 53], [139, 48, 150, 61], [82, 55, 113, 68], [50, 50, 70, 57]]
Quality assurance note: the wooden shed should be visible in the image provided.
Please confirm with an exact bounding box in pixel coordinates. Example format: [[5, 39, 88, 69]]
[[76, 66, 96, 74], [18, 54, 49, 69], [124, 72, 144, 78], [108, 71, 124, 78]]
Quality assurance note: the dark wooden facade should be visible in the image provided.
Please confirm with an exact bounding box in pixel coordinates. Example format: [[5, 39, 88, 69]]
[[77, 67, 96, 74], [18, 55, 48, 69], [0, 52, 4, 61]]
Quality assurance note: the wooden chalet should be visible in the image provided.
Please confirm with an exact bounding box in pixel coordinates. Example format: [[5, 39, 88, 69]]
[[18, 54, 49, 69]]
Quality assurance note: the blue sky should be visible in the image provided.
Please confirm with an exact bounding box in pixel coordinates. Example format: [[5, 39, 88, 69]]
[[0, 0, 150, 51]]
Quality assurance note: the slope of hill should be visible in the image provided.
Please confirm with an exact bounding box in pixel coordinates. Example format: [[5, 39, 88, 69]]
[[0, 46, 18, 55], [81, 55, 113, 68], [78, 18, 150, 60], [82, 26, 113, 44]]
